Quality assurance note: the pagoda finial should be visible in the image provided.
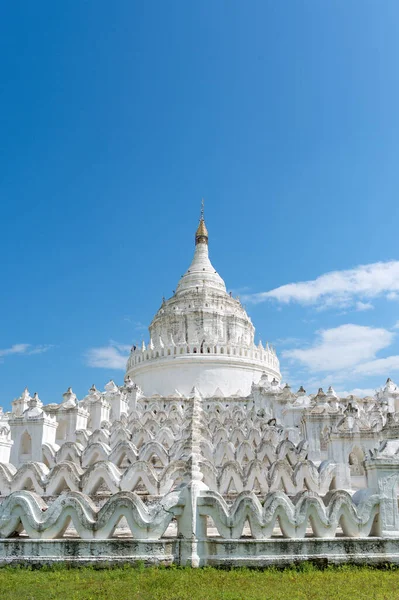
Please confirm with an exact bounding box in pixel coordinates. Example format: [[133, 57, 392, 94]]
[[195, 198, 208, 245]]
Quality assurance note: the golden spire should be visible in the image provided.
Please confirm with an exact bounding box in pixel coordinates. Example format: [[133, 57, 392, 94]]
[[195, 198, 208, 245]]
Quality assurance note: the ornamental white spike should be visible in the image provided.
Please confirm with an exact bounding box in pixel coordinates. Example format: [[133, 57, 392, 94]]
[[21, 387, 31, 400], [30, 391, 43, 407], [105, 380, 118, 393], [190, 386, 202, 399], [327, 386, 338, 398]]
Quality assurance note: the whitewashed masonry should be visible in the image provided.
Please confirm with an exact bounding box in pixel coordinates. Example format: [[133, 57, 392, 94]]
[[1, 213, 399, 566]]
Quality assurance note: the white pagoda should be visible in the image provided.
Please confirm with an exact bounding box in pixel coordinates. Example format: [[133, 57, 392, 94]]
[[0, 210, 399, 567], [126, 209, 280, 397]]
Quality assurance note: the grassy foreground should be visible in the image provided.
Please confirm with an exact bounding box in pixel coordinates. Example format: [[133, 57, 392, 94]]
[[0, 564, 398, 600]]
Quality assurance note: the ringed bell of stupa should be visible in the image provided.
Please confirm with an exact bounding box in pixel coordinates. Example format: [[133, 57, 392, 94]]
[[126, 211, 280, 397]]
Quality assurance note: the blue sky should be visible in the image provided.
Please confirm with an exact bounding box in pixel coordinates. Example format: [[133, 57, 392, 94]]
[[1, 1, 399, 407]]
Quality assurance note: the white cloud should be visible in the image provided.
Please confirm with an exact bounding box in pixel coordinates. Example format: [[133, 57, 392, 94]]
[[0, 344, 30, 357], [283, 324, 393, 372], [108, 341, 132, 353], [353, 355, 399, 377], [393, 321, 399, 330], [355, 301, 374, 311], [123, 318, 147, 331], [243, 260, 399, 310], [0, 344, 53, 362], [25, 345, 54, 355], [85, 342, 131, 370]]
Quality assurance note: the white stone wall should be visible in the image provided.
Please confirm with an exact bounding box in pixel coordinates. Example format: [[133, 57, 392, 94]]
[[1, 221, 399, 565]]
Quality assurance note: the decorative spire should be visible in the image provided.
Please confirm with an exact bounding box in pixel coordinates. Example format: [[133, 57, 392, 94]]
[[195, 199, 208, 245], [62, 387, 77, 406], [19, 387, 30, 401]]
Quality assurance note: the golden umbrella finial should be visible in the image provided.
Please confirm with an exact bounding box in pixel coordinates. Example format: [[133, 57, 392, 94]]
[[195, 198, 208, 245]]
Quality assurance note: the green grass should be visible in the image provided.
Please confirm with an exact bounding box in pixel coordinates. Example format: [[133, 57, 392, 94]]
[[0, 564, 399, 600]]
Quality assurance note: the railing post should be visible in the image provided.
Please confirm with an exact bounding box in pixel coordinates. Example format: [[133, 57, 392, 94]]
[[365, 443, 399, 537], [175, 387, 208, 566], [177, 478, 208, 567]]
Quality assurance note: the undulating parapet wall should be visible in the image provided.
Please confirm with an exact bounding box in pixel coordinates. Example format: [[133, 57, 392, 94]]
[[0, 487, 381, 541], [0, 378, 399, 566]]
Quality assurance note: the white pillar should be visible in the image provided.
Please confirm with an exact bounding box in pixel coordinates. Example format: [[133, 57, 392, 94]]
[[365, 453, 399, 537]]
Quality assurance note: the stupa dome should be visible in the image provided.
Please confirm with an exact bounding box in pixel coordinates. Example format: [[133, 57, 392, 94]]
[[126, 211, 280, 397]]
